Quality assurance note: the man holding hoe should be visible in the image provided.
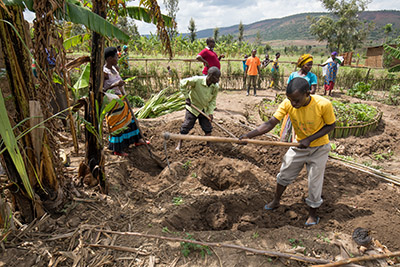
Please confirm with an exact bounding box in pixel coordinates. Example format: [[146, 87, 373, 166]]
[[176, 67, 221, 150], [240, 77, 336, 226]]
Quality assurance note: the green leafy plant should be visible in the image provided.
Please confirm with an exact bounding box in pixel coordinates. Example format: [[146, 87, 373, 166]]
[[172, 196, 184, 206], [317, 233, 331, 243], [289, 238, 304, 248], [252, 232, 259, 239], [373, 151, 393, 161], [162, 227, 171, 233], [330, 143, 337, 150], [180, 233, 212, 258], [387, 85, 400, 105], [126, 95, 145, 107], [182, 160, 191, 170], [331, 100, 378, 127], [329, 152, 355, 162], [191, 172, 197, 178], [362, 161, 382, 170], [346, 82, 372, 100]]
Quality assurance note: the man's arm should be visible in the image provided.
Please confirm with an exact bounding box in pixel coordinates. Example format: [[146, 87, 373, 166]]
[[180, 78, 195, 99], [218, 54, 225, 61], [240, 117, 280, 139], [204, 87, 218, 116], [298, 122, 336, 148], [196, 55, 209, 67], [310, 84, 317, 94]]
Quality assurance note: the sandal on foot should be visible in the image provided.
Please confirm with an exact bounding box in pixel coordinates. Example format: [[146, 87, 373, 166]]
[[134, 140, 150, 146], [305, 217, 320, 226], [264, 203, 278, 210], [113, 151, 128, 156]]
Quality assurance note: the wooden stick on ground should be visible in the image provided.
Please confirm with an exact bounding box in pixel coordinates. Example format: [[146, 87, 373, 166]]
[[312, 250, 400, 267], [94, 229, 330, 264], [163, 132, 299, 147], [190, 104, 237, 139], [88, 244, 150, 256]]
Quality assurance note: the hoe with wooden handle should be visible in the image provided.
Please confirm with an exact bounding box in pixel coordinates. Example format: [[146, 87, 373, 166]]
[[190, 103, 238, 139], [163, 132, 299, 147]]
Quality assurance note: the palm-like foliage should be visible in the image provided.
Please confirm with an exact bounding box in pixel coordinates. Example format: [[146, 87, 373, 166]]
[[5, 0, 173, 48], [1, 0, 173, 222], [383, 44, 400, 72]]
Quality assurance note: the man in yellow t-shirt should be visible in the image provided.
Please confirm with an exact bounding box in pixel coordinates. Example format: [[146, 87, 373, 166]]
[[245, 49, 261, 96], [239, 77, 336, 226]]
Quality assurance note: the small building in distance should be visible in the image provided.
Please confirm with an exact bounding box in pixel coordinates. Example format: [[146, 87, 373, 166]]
[[365, 45, 400, 68]]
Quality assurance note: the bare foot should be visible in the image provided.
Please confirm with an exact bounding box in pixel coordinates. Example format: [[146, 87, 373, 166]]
[[264, 200, 280, 210], [175, 141, 182, 151]]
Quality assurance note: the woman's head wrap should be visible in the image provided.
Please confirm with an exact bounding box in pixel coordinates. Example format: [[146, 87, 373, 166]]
[[297, 54, 313, 68]]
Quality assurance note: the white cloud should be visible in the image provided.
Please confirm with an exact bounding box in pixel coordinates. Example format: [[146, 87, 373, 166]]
[[134, 0, 400, 34], [23, 0, 400, 35]]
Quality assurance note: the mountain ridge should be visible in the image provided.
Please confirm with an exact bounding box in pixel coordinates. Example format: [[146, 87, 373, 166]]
[[190, 10, 400, 44]]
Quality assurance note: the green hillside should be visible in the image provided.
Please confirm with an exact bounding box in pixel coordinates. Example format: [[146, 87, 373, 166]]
[[196, 10, 400, 44]]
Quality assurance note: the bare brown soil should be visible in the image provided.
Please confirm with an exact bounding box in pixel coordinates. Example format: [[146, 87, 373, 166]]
[[1, 88, 400, 267]]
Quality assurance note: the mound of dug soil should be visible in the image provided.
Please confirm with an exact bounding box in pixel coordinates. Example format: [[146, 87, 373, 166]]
[[1, 90, 400, 266]]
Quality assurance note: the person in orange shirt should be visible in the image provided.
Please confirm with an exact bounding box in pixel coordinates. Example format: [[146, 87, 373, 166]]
[[245, 49, 261, 96]]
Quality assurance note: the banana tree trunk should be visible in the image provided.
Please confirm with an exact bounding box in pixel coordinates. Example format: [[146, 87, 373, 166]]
[[0, 4, 62, 222], [86, 0, 107, 193]]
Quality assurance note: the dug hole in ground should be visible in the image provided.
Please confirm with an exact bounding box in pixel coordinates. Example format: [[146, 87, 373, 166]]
[[2, 89, 400, 267]]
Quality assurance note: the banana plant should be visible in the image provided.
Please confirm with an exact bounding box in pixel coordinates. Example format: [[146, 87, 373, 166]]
[[383, 44, 400, 72], [5, 0, 173, 54]]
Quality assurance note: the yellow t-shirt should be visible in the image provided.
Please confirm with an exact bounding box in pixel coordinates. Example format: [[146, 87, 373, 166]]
[[273, 95, 336, 147], [246, 56, 261, 76]]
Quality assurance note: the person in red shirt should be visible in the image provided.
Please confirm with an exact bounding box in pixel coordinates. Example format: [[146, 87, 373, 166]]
[[196, 37, 225, 75], [245, 49, 261, 96]]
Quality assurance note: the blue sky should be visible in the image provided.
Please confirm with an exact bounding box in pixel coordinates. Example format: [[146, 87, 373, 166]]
[[23, 0, 400, 34]]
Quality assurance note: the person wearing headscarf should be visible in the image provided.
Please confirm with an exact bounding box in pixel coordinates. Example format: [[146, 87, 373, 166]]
[[281, 54, 318, 142], [269, 52, 280, 88], [103, 47, 147, 156], [120, 45, 129, 70], [319, 51, 343, 96], [287, 54, 318, 94]]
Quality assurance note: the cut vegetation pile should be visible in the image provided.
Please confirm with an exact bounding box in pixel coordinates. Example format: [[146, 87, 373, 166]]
[[135, 88, 185, 119]]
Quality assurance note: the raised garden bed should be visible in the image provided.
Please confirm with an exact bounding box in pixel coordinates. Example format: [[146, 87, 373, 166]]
[[259, 96, 382, 139]]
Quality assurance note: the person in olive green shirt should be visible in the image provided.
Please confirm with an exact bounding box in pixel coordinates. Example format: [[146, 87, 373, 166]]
[[176, 66, 221, 150]]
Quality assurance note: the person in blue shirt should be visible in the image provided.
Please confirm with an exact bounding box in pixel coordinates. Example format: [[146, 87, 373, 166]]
[[281, 54, 318, 142], [242, 54, 248, 90], [288, 54, 318, 94]]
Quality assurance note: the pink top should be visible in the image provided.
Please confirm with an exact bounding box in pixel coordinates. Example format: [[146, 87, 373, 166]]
[[198, 47, 220, 75]]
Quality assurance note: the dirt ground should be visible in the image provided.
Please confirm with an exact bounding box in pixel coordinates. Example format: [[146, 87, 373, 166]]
[[1, 88, 400, 267]]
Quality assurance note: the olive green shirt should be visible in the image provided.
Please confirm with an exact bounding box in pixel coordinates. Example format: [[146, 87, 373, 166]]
[[180, 76, 219, 116]]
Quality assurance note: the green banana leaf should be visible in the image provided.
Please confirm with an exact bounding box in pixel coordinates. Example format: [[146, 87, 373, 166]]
[[63, 33, 91, 50], [73, 63, 90, 92], [65, 1, 130, 43], [0, 89, 34, 199], [125, 6, 173, 28], [383, 44, 400, 72]]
